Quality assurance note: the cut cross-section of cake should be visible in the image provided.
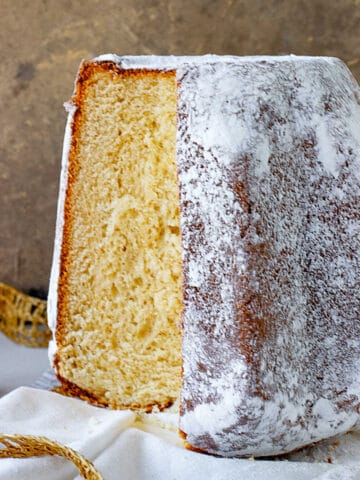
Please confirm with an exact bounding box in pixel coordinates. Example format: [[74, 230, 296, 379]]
[[48, 55, 360, 457], [49, 61, 182, 411]]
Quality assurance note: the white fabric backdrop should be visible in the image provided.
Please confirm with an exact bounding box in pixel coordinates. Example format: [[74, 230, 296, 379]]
[[1, 387, 360, 480]]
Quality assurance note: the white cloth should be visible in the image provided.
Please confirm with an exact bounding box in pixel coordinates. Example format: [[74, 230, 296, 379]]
[[1, 387, 360, 479]]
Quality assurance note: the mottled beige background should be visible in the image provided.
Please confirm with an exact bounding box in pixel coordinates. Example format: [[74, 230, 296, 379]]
[[1, 0, 360, 298]]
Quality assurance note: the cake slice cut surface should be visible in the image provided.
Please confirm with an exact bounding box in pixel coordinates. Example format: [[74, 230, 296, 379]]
[[53, 62, 182, 410]]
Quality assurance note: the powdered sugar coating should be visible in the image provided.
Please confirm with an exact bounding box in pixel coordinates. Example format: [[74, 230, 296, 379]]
[[48, 102, 76, 365], [177, 58, 360, 456]]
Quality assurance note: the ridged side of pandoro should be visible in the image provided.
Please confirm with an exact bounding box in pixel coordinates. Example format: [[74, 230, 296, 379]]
[[177, 57, 360, 456]]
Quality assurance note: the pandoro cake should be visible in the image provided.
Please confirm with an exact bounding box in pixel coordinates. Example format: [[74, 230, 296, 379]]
[[48, 55, 360, 457]]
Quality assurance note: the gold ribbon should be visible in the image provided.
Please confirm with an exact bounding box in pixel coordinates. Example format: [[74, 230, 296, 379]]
[[0, 434, 103, 479]]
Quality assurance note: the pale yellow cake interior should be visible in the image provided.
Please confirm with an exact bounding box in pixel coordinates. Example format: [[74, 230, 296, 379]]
[[58, 68, 182, 409]]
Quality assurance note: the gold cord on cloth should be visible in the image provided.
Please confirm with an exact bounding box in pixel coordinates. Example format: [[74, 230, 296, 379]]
[[0, 282, 51, 347], [0, 434, 104, 480]]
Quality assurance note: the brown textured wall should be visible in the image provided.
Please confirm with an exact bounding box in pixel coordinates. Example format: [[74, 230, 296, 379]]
[[1, 0, 360, 297]]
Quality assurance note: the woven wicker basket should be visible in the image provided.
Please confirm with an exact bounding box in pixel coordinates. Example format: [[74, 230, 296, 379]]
[[0, 434, 104, 479], [0, 282, 51, 347]]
